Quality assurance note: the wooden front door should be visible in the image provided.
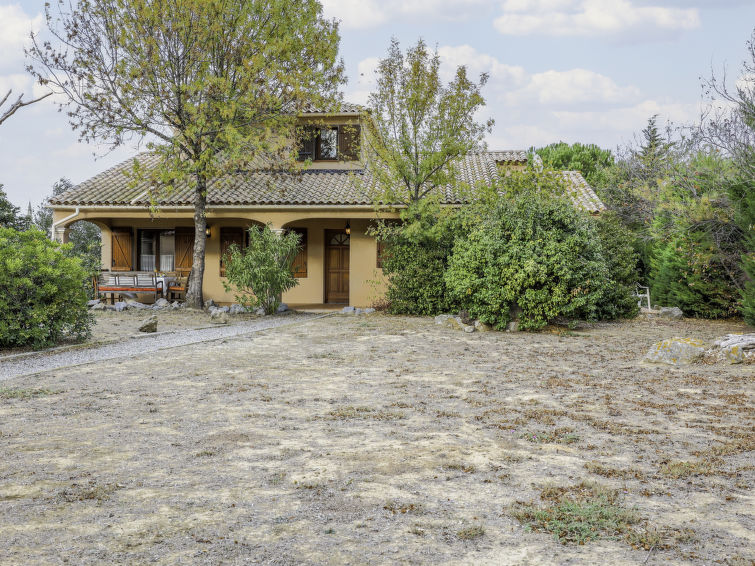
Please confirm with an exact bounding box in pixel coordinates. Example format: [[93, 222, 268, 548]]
[[111, 229, 133, 271], [325, 230, 350, 304]]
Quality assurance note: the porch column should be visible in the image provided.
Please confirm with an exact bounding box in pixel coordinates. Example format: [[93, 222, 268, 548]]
[[53, 226, 69, 244]]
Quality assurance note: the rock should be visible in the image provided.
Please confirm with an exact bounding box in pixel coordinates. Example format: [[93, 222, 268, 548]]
[[255, 307, 266, 316], [458, 310, 474, 325], [463, 325, 476, 333], [229, 304, 247, 315], [277, 303, 289, 313], [114, 301, 128, 312], [138, 315, 158, 333], [87, 299, 101, 307], [644, 337, 706, 365], [90, 302, 106, 311], [342, 306, 356, 314], [435, 314, 454, 325], [153, 298, 170, 309], [204, 299, 217, 311], [658, 306, 684, 320], [506, 320, 519, 332], [125, 300, 148, 310], [708, 334, 755, 364], [444, 316, 464, 330], [474, 320, 492, 332], [364, 308, 376, 314], [210, 310, 229, 324], [171, 301, 183, 309], [105, 305, 116, 311]]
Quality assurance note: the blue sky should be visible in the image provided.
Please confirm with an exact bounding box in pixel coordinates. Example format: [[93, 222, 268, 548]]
[[1, 0, 754, 208]]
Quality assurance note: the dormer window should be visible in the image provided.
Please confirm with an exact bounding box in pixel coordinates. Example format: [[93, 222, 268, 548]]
[[298, 125, 361, 162]]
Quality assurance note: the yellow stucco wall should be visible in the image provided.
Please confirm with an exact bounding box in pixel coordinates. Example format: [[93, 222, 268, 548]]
[[53, 208, 394, 307]]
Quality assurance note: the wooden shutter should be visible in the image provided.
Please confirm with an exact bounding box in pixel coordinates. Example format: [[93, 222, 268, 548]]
[[111, 229, 132, 271], [175, 228, 194, 276], [338, 125, 361, 161], [290, 228, 307, 278], [220, 227, 244, 276], [297, 127, 317, 162]]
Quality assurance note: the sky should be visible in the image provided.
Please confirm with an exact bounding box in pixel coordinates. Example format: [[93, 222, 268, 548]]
[[1, 0, 754, 208]]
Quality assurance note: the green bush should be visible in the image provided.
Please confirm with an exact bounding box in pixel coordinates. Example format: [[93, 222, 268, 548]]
[[376, 200, 462, 315], [222, 224, 300, 314], [592, 212, 640, 319], [650, 230, 740, 318], [445, 190, 613, 330], [0, 227, 92, 348], [728, 177, 755, 325]]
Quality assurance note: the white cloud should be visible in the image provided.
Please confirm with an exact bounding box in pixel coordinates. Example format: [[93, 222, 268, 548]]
[[494, 0, 700, 40], [321, 0, 490, 29], [0, 4, 43, 69], [346, 44, 698, 151]]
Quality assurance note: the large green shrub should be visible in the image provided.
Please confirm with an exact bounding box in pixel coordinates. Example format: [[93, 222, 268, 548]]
[[445, 190, 613, 330], [222, 224, 300, 314], [728, 177, 755, 325], [650, 230, 741, 318], [0, 228, 92, 348], [592, 212, 640, 319], [376, 200, 462, 315]]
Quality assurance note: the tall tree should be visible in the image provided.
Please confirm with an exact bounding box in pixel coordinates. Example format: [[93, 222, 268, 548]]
[[365, 38, 493, 204], [27, 0, 345, 308], [0, 185, 22, 230], [634, 115, 675, 183]]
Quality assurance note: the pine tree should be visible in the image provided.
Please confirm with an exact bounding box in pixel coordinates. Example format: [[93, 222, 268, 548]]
[[635, 115, 674, 183]]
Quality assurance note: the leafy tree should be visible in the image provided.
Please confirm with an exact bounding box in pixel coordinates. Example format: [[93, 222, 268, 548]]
[[222, 225, 300, 315], [28, 0, 345, 309], [0, 185, 22, 229], [533, 142, 614, 186], [0, 227, 91, 348], [592, 212, 640, 319], [634, 115, 675, 183], [365, 38, 493, 204]]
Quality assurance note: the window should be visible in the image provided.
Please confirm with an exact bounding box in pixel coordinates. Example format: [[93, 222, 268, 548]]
[[138, 230, 175, 272], [289, 228, 307, 278], [297, 125, 361, 162], [220, 227, 245, 277]]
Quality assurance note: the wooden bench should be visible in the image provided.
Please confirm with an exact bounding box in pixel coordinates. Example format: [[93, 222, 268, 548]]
[[96, 272, 164, 304]]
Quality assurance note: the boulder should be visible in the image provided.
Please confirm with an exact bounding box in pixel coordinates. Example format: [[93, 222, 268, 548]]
[[708, 334, 755, 364], [444, 316, 464, 330], [210, 310, 229, 324], [463, 325, 476, 333], [255, 307, 266, 316], [458, 310, 474, 325], [277, 303, 289, 313], [658, 306, 684, 320], [204, 299, 217, 311], [229, 304, 247, 315], [138, 315, 158, 333], [435, 314, 454, 325], [363, 308, 376, 314], [153, 298, 170, 309], [87, 299, 101, 307], [474, 320, 492, 332], [644, 337, 706, 365], [114, 301, 128, 312], [125, 300, 148, 310], [90, 302, 106, 311], [342, 306, 356, 314], [506, 320, 519, 332], [170, 301, 183, 309]]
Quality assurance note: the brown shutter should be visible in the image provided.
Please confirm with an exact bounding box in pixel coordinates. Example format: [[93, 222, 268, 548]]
[[220, 227, 244, 276], [290, 228, 307, 278], [297, 126, 316, 162], [111, 229, 132, 271], [376, 239, 386, 269], [338, 124, 361, 161], [175, 228, 194, 276]]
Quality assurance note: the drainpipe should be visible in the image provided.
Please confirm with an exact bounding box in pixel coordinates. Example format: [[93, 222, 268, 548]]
[[50, 207, 80, 242]]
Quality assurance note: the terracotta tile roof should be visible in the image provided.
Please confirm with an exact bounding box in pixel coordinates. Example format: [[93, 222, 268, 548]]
[[49, 151, 604, 212]]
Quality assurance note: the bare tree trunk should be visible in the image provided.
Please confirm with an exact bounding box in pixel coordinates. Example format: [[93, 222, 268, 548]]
[[186, 174, 208, 309]]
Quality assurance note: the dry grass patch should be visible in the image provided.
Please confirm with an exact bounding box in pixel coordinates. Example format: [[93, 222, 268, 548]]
[[0, 387, 60, 400]]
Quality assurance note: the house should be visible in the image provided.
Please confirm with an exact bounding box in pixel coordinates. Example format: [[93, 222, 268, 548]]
[[48, 106, 605, 307]]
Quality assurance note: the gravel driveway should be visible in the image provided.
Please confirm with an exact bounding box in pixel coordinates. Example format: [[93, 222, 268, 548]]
[[0, 312, 325, 381]]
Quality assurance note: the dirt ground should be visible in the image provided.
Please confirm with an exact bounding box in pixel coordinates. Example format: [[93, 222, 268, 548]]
[[0, 314, 752, 565]]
